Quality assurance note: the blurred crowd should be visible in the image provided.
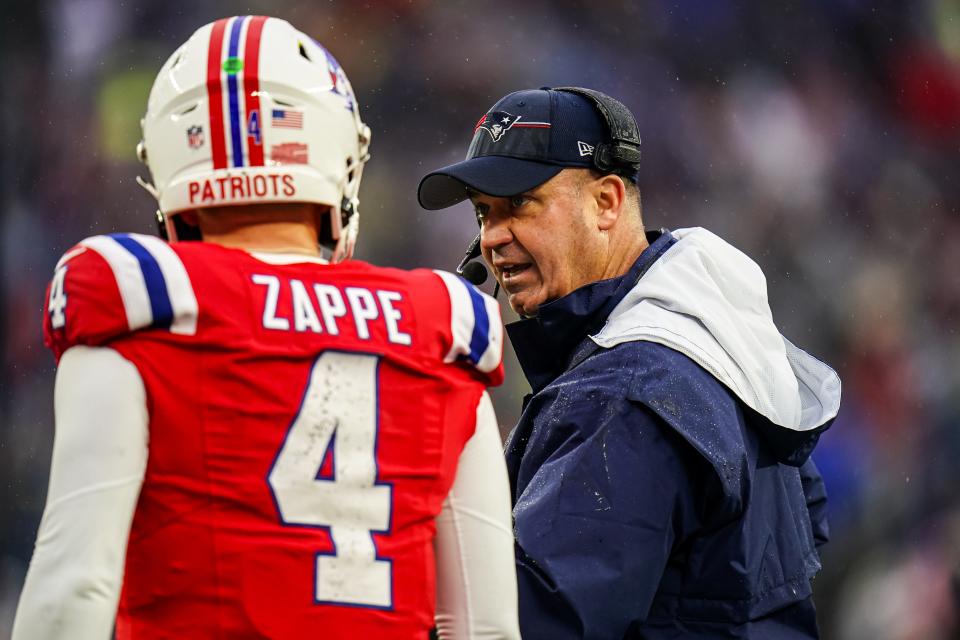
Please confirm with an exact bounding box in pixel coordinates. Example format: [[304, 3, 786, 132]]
[[2, 1, 958, 637]]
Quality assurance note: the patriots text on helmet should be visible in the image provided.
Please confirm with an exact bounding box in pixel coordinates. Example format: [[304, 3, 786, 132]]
[[188, 173, 296, 204]]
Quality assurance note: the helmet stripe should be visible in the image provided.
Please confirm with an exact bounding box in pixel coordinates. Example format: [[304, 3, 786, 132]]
[[226, 16, 248, 168], [206, 18, 229, 169], [244, 16, 267, 167]]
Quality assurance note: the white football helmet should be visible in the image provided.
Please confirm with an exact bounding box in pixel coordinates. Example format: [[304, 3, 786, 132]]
[[137, 15, 371, 261]]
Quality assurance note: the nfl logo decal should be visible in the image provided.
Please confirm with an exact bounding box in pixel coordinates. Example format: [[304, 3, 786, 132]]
[[187, 125, 204, 149]]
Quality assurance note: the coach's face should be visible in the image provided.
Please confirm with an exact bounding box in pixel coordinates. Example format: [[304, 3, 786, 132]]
[[473, 169, 608, 317]]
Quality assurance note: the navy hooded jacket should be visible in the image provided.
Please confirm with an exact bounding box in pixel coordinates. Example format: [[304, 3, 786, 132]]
[[504, 228, 839, 639]]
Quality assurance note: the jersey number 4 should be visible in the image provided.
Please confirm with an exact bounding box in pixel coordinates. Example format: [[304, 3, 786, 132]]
[[268, 351, 393, 608], [49, 265, 68, 329]]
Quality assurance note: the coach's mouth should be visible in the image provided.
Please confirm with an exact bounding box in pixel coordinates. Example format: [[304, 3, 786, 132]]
[[498, 263, 532, 285]]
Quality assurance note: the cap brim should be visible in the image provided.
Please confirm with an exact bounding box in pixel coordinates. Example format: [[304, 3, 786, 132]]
[[417, 156, 563, 210]]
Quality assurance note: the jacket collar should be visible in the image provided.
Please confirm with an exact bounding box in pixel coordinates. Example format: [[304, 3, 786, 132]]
[[507, 229, 675, 392]]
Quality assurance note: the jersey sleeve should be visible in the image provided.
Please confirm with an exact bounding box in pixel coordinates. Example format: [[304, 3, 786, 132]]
[[430, 270, 504, 387], [13, 346, 148, 640], [434, 392, 520, 639], [43, 233, 199, 361]]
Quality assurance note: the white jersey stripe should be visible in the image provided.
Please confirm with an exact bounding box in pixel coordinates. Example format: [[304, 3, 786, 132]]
[[434, 270, 476, 365], [80, 236, 153, 331], [55, 246, 87, 270], [132, 234, 199, 336]]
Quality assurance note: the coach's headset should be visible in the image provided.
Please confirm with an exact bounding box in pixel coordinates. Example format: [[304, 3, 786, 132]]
[[456, 86, 642, 287]]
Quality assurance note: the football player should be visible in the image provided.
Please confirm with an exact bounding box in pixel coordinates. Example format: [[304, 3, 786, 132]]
[[13, 16, 519, 640]]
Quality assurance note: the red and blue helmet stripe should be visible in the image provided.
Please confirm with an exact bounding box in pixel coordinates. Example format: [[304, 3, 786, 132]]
[[205, 16, 268, 170]]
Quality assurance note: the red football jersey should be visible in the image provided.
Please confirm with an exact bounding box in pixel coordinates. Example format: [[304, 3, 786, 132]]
[[42, 233, 504, 639]]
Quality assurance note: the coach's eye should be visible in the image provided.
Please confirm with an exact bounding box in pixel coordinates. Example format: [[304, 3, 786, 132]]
[[509, 195, 528, 208]]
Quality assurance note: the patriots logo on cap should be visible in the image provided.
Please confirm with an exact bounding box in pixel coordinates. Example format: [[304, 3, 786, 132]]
[[476, 111, 522, 142]]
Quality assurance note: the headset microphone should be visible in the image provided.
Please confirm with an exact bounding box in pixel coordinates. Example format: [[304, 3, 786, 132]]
[[460, 261, 488, 286], [456, 234, 485, 283], [456, 233, 500, 296]]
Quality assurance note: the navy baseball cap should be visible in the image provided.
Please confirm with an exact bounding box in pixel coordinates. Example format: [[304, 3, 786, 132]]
[[418, 88, 636, 210]]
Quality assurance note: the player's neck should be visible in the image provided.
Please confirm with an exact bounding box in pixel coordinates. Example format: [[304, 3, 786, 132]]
[[196, 205, 322, 256], [203, 223, 320, 256]]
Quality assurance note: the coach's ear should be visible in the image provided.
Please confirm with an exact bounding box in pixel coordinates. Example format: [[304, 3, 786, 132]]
[[594, 174, 626, 231]]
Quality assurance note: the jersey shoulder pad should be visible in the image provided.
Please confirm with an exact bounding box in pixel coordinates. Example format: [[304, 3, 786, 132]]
[[44, 233, 199, 360], [429, 269, 504, 384]]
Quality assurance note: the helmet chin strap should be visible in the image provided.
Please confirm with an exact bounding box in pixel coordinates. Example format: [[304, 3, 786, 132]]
[[329, 125, 370, 263], [136, 175, 174, 241], [155, 210, 169, 241], [330, 204, 359, 263], [136, 174, 160, 201]]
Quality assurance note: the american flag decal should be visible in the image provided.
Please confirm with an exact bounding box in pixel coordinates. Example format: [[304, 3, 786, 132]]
[[272, 109, 303, 129]]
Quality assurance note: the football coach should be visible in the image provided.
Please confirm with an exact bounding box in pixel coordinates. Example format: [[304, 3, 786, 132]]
[[417, 87, 842, 639]]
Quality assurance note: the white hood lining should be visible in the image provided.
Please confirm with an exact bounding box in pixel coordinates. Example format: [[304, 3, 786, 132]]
[[591, 228, 841, 432]]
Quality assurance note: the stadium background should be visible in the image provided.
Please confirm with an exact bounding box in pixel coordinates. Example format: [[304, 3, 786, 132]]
[[1, 1, 958, 637]]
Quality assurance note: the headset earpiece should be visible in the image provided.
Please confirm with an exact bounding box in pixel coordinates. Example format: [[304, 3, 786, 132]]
[[553, 86, 641, 176]]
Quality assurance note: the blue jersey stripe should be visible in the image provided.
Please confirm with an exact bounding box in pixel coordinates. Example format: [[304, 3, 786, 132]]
[[464, 280, 490, 366], [110, 234, 174, 329], [227, 16, 247, 168]]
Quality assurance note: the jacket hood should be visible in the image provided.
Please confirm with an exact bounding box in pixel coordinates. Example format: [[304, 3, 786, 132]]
[[592, 227, 841, 461]]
